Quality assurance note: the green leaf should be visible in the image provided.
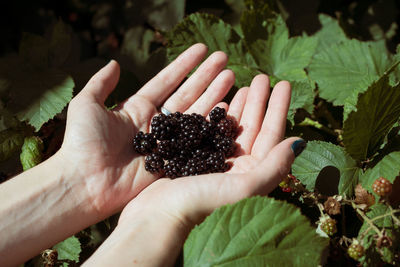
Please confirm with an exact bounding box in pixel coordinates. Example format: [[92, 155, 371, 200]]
[[7, 69, 74, 131], [224, 0, 247, 35], [121, 26, 154, 68], [287, 81, 315, 125], [342, 73, 400, 161], [366, 203, 394, 228], [166, 13, 260, 88], [241, 11, 317, 82], [313, 14, 348, 53], [184, 196, 328, 267], [144, 0, 185, 31], [20, 136, 44, 171], [360, 151, 400, 198], [49, 19, 76, 67], [19, 32, 49, 69], [308, 39, 393, 106], [0, 129, 25, 162], [53, 236, 81, 263], [0, 108, 21, 132], [292, 141, 360, 197], [120, 26, 166, 84], [63, 58, 107, 93]]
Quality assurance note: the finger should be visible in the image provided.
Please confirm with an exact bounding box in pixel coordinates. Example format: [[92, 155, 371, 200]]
[[162, 51, 228, 112], [235, 74, 270, 155], [79, 60, 120, 104], [227, 86, 249, 122], [184, 69, 234, 116], [249, 137, 305, 195], [251, 81, 291, 158], [135, 43, 208, 107]]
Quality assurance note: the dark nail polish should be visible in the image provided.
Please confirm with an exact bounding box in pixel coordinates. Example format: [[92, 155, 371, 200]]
[[291, 139, 307, 157]]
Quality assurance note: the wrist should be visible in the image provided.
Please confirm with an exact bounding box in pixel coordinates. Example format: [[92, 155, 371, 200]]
[[84, 208, 189, 267], [51, 149, 111, 221], [0, 152, 103, 266]]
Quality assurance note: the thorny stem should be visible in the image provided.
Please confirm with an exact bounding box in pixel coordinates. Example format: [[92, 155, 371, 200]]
[[359, 225, 373, 242], [388, 206, 400, 226], [352, 202, 383, 238], [369, 208, 400, 224], [317, 203, 325, 216]]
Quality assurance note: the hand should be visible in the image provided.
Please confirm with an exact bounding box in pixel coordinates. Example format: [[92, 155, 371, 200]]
[[84, 74, 306, 266], [119, 74, 303, 226], [56, 43, 236, 217]]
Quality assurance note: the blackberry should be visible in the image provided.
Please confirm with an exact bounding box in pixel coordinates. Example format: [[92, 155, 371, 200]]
[[145, 153, 164, 173], [151, 113, 176, 140], [199, 121, 215, 138], [164, 157, 186, 178], [217, 118, 237, 138], [347, 240, 364, 260], [133, 131, 156, 154], [214, 136, 236, 157], [157, 140, 176, 159], [209, 107, 226, 123], [206, 151, 226, 172], [320, 217, 337, 236], [372, 177, 392, 197], [178, 128, 202, 148], [192, 147, 212, 160]]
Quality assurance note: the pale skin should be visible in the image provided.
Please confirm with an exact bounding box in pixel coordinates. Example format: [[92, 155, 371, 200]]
[[0, 43, 302, 266]]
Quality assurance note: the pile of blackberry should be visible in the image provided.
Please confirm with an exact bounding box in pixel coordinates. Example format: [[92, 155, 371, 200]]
[[133, 107, 238, 178]]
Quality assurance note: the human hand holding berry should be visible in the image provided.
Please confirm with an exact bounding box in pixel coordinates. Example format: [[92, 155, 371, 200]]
[[0, 44, 239, 267], [58, 43, 237, 217], [84, 73, 307, 266]]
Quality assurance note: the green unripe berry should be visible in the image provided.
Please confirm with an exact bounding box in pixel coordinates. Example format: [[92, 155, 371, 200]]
[[348, 241, 364, 260]]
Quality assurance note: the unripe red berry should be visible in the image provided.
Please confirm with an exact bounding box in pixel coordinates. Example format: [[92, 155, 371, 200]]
[[372, 177, 392, 197]]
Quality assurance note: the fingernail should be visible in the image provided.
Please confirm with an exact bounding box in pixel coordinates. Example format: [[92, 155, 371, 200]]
[[291, 139, 307, 157]]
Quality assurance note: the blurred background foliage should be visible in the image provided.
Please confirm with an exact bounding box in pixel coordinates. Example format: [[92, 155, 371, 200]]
[[0, 0, 399, 103], [0, 0, 400, 265]]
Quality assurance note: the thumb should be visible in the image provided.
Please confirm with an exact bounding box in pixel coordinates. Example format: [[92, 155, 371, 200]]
[[251, 137, 306, 195], [79, 60, 120, 104]]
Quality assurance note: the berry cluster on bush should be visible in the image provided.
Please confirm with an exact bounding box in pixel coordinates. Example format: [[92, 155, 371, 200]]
[[133, 107, 238, 178]]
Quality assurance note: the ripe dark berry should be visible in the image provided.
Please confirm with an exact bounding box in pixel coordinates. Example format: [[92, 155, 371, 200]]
[[347, 241, 364, 260], [209, 107, 226, 123], [372, 177, 392, 196], [216, 118, 237, 138], [145, 153, 164, 173], [214, 136, 236, 157], [133, 131, 156, 154], [320, 217, 337, 236], [151, 113, 176, 140]]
